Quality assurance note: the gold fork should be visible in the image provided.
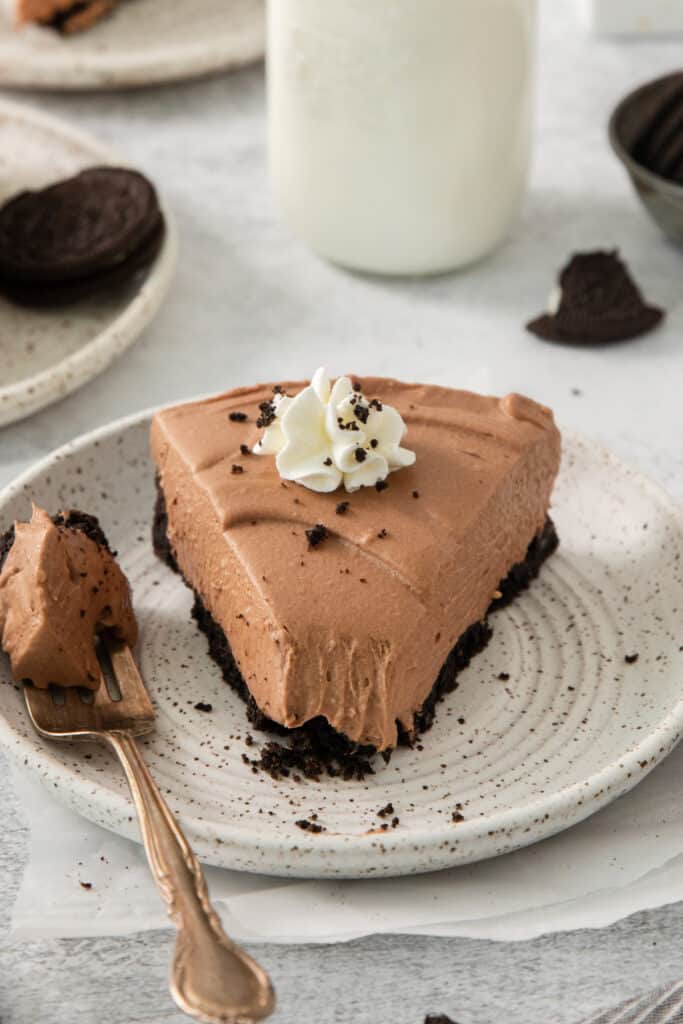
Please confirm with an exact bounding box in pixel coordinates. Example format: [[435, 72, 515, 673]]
[[24, 636, 276, 1024]]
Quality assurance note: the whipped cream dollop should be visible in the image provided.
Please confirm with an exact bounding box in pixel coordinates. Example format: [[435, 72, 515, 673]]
[[253, 368, 416, 493]]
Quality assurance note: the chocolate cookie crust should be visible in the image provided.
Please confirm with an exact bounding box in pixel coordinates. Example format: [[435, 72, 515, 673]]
[[51, 510, 112, 553], [153, 483, 559, 779], [0, 525, 15, 573]]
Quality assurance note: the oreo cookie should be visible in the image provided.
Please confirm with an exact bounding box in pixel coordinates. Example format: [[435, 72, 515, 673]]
[[526, 251, 664, 345], [0, 166, 163, 307], [1, 218, 164, 308]]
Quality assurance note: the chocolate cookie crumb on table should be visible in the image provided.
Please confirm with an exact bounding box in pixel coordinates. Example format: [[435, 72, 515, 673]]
[[527, 250, 664, 344]]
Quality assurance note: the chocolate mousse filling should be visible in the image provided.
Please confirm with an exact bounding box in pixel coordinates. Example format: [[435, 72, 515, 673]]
[[0, 507, 136, 690], [153, 483, 559, 779]]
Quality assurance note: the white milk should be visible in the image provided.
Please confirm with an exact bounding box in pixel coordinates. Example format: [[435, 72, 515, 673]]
[[268, 0, 537, 276]]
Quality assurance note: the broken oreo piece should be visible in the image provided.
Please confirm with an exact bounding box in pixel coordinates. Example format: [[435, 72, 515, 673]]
[[527, 250, 664, 344]]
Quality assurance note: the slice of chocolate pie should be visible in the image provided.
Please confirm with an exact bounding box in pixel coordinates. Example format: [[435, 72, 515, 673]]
[[151, 372, 561, 773]]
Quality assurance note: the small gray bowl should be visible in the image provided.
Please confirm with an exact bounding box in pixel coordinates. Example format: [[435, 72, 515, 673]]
[[609, 71, 683, 245]]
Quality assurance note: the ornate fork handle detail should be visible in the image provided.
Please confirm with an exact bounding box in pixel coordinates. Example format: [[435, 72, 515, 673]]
[[106, 732, 275, 1024]]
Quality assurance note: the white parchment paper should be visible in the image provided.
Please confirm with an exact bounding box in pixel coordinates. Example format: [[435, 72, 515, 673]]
[[10, 736, 683, 943]]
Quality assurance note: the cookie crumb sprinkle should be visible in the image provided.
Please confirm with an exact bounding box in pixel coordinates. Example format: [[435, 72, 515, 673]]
[[229, 411, 248, 422], [305, 523, 329, 549], [256, 400, 277, 429]]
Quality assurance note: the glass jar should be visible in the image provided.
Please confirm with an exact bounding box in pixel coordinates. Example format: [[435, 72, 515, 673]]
[[268, 0, 537, 275]]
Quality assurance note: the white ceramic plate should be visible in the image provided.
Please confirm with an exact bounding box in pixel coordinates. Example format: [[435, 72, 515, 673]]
[[0, 0, 263, 90], [0, 99, 177, 429], [0, 414, 682, 879]]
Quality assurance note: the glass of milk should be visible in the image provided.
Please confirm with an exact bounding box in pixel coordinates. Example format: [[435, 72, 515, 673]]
[[268, 0, 537, 276]]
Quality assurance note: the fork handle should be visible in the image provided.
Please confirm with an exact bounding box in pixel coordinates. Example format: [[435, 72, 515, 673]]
[[105, 732, 275, 1024]]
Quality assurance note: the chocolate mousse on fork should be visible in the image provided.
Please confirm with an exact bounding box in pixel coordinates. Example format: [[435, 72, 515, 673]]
[[0, 505, 275, 1024]]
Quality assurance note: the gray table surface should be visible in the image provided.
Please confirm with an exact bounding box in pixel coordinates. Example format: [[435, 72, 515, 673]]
[[2, 3, 683, 1022]]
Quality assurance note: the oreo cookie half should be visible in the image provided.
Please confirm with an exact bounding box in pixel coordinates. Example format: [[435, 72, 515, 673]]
[[526, 251, 664, 345], [0, 166, 161, 285], [0, 217, 165, 308]]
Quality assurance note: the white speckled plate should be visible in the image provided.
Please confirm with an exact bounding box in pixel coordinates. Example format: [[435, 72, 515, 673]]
[[0, 99, 177, 429], [0, 415, 682, 879], [0, 0, 263, 90]]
